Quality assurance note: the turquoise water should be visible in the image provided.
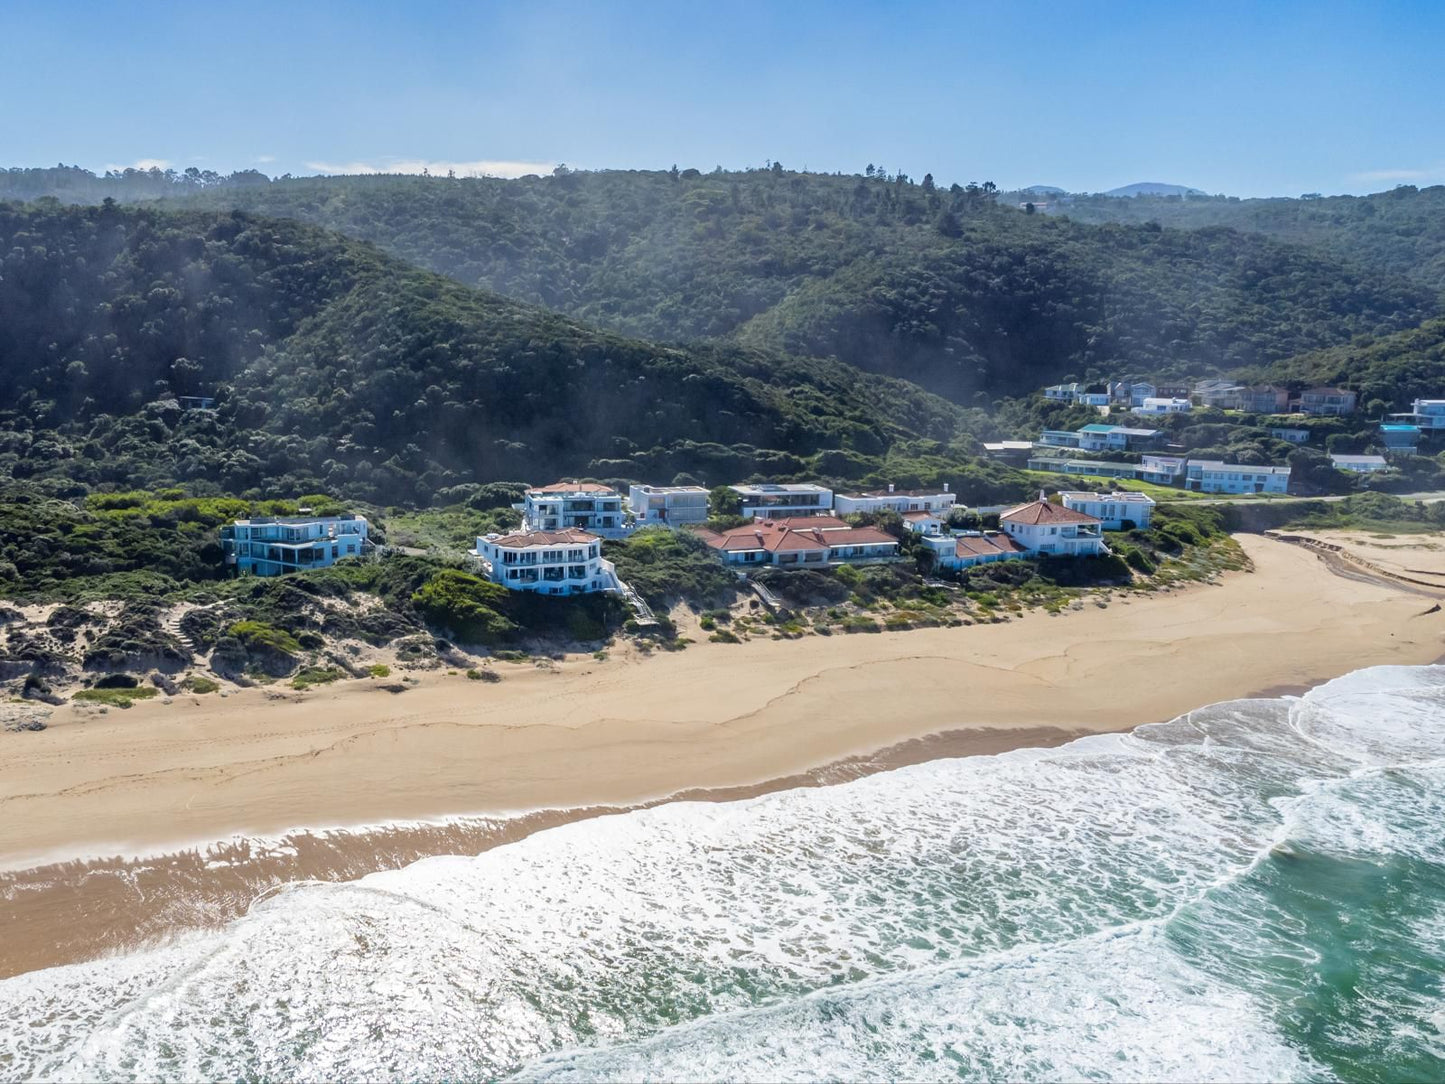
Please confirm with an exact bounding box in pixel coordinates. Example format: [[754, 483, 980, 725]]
[[1, 664, 1442, 1082]]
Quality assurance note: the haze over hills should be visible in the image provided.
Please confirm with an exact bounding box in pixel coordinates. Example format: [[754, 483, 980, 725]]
[[1043, 183, 1445, 294], [1, 165, 1427, 405], [1103, 183, 1208, 198], [0, 202, 991, 504]]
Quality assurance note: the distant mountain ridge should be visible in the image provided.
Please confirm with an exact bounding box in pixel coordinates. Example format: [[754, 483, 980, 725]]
[[1103, 182, 1208, 198]]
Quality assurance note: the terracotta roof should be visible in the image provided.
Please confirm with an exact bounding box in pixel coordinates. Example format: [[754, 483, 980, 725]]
[[999, 499, 1100, 526], [954, 533, 1029, 558], [902, 510, 939, 521], [763, 515, 851, 530], [527, 481, 617, 495], [703, 520, 899, 554], [829, 527, 898, 547], [487, 528, 599, 548]]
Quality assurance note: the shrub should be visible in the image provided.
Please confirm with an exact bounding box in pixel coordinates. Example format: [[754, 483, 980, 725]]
[[72, 686, 158, 708], [366, 663, 391, 678], [228, 621, 301, 655], [183, 675, 220, 694], [410, 569, 516, 644], [291, 666, 343, 690]]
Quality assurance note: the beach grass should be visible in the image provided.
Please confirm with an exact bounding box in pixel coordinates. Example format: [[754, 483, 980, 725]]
[[290, 666, 344, 690], [72, 686, 159, 709]]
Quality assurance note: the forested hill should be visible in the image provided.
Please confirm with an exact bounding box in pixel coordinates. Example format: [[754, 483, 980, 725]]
[[6, 167, 1433, 405], [0, 202, 993, 504], [1036, 185, 1445, 295], [1247, 317, 1445, 407], [162, 170, 1434, 403]]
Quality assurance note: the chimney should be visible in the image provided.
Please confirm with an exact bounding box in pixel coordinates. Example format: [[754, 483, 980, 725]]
[[888, 483, 895, 493], [943, 482, 949, 493]]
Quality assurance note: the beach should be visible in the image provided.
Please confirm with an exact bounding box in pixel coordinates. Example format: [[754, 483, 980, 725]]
[[2, 532, 1443, 978]]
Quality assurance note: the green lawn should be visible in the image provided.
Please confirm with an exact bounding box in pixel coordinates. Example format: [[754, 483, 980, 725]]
[[1020, 470, 1294, 502]]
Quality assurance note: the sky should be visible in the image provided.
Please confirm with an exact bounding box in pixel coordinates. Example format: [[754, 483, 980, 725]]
[[2, 0, 1442, 198]]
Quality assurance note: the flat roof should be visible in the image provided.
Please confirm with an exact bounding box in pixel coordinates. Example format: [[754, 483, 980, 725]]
[[730, 483, 831, 495], [1059, 490, 1155, 502], [1189, 460, 1291, 473], [232, 514, 363, 525], [630, 484, 709, 494]]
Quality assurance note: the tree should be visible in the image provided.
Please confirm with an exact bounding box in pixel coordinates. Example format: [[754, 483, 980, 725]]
[[921, 173, 935, 192]]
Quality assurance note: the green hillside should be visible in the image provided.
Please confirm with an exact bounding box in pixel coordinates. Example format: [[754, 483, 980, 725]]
[[0, 201, 1009, 504], [5, 167, 1432, 403], [1037, 185, 1445, 294], [1250, 317, 1445, 407]]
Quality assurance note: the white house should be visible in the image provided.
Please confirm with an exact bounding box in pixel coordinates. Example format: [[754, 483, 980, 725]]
[[1138, 455, 1188, 484], [922, 531, 1029, 569], [901, 510, 944, 535], [833, 484, 957, 516], [1182, 461, 1291, 494], [221, 514, 370, 577], [730, 482, 834, 519], [1129, 382, 1158, 407], [697, 516, 899, 567], [471, 528, 619, 595], [1330, 454, 1390, 474], [522, 482, 627, 535], [1074, 424, 1162, 452], [1269, 428, 1310, 444], [1059, 490, 1155, 530], [1388, 399, 1445, 434], [1135, 397, 1192, 415], [999, 498, 1107, 557], [628, 484, 710, 526]]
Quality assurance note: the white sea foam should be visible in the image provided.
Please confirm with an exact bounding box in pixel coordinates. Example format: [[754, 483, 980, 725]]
[[1, 665, 1442, 1082]]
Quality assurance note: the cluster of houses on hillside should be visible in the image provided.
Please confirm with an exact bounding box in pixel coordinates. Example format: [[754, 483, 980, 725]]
[[1019, 376, 1445, 489]]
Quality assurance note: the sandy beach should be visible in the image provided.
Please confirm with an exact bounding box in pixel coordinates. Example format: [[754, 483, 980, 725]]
[[2, 532, 1443, 977]]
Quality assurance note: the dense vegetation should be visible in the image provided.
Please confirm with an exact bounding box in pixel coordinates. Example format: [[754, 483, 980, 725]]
[[1249, 317, 1445, 407], [5, 167, 1434, 405], [0, 201, 1012, 504], [1034, 184, 1445, 294]]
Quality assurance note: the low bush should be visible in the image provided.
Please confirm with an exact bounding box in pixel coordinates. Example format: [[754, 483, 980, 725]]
[[291, 666, 343, 690], [72, 686, 159, 708]]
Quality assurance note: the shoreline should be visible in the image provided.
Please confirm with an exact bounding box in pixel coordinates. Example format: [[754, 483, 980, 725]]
[[2, 533, 1443, 978]]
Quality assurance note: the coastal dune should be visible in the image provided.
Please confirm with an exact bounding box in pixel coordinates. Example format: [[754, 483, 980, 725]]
[[1, 533, 1442, 976]]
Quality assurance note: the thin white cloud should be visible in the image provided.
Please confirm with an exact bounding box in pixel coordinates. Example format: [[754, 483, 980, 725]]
[[1350, 167, 1433, 183], [104, 157, 171, 172], [256, 154, 277, 164], [305, 157, 555, 179]]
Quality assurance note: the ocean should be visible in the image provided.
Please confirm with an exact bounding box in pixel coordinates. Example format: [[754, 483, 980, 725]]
[[1, 664, 1442, 1082]]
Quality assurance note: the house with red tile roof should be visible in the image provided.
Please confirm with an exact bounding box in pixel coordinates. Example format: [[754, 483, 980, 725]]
[[998, 497, 1107, 557], [920, 531, 1029, 570], [695, 518, 901, 568]]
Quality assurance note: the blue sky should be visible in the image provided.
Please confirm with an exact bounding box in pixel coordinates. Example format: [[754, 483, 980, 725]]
[[3, 0, 1441, 197]]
